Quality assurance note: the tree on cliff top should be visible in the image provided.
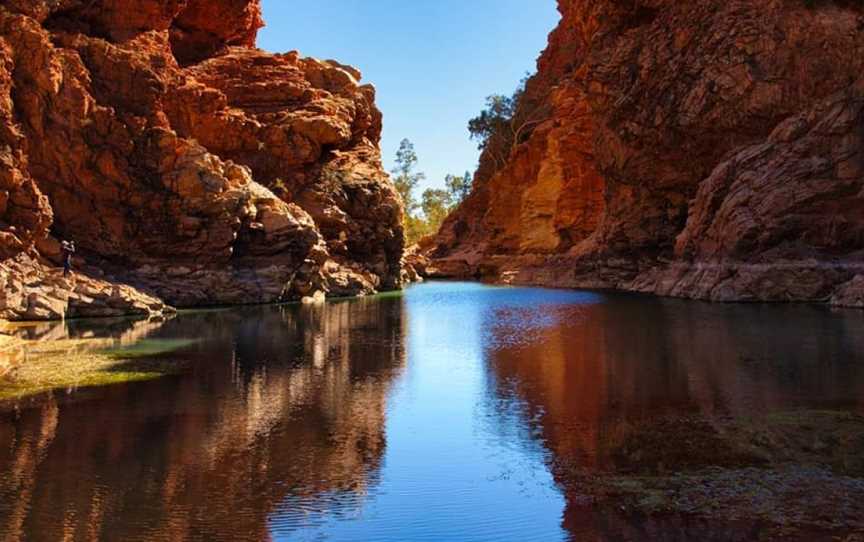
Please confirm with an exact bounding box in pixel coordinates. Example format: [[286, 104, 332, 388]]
[[468, 94, 518, 149], [468, 73, 549, 172]]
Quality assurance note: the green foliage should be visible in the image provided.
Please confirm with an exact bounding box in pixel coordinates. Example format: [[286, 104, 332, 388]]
[[467, 73, 549, 172], [391, 139, 477, 245], [404, 214, 434, 244], [445, 171, 473, 203], [390, 138, 426, 214], [468, 93, 520, 151], [421, 189, 453, 228]]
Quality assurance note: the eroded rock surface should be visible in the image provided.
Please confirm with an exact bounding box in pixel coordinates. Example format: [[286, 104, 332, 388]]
[[1, 252, 171, 320], [432, 0, 864, 306], [0, 0, 404, 320]]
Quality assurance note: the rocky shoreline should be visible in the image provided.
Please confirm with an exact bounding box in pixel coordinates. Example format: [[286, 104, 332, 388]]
[[427, 254, 864, 309]]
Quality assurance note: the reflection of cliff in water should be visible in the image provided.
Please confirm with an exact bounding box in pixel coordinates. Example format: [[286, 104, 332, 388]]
[[0, 297, 406, 541], [482, 295, 864, 539]]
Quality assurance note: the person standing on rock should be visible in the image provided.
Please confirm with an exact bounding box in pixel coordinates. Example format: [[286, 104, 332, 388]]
[[61, 240, 76, 277]]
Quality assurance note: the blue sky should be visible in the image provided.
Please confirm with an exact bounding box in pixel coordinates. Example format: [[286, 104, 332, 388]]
[[258, 0, 560, 193]]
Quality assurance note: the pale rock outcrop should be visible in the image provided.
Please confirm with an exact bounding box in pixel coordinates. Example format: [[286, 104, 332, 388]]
[[1, 252, 170, 320]]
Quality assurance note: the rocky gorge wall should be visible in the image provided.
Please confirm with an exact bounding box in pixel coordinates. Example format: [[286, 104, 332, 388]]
[[432, 0, 864, 308], [0, 0, 405, 320]]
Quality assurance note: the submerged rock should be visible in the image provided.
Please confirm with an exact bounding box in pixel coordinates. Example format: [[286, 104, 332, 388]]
[[558, 411, 864, 539]]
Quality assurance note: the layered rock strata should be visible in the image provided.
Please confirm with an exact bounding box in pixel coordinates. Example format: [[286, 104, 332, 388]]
[[432, 0, 864, 307], [0, 0, 404, 320]]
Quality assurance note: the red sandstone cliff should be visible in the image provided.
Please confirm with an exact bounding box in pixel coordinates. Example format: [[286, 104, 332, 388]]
[[433, 0, 864, 307], [0, 0, 404, 320]]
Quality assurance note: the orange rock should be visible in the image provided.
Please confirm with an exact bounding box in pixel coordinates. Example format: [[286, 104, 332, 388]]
[[433, 0, 864, 306], [0, 0, 404, 320]]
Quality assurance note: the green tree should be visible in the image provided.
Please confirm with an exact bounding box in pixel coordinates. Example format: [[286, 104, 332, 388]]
[[468, 73, 548, 172], [405, 214, 432, 244], [390, 138, 425, 214], [445, 171, 473, 204], [391, 140, 472, 244], [421, 188, 453, 231], [468, 94, 518, 151]]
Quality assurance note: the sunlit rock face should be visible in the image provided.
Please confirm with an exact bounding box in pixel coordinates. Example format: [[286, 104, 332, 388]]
[[0, 0, 404, 320], [433, 0, 864, 306]]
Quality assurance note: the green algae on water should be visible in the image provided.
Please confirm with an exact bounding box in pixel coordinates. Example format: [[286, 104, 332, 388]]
[[100, 338, 198, 359], [0, 335, 195, 402]]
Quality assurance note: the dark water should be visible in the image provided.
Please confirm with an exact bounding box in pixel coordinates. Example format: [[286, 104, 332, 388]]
[[1, 282, 863, 541]]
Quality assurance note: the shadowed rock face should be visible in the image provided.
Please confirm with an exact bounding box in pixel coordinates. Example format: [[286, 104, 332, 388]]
[[0, 0, 404, 320], [432, 0, 864, 307]]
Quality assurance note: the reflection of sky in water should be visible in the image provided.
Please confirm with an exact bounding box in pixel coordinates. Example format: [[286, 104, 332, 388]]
[[2, 282, 864, 541], [273, 282, 594, 541]]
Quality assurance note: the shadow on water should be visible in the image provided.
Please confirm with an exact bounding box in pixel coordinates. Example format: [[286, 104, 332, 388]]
[[0, 296, 407, 541]]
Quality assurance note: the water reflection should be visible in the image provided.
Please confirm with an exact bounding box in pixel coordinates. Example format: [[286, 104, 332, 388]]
[[482, 294, 864, 539], [0, 298, 406, 541], [2, 284, 863, 541]]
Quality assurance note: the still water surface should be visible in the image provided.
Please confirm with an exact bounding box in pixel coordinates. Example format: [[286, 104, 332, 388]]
[[1, 282, 863, 541]]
